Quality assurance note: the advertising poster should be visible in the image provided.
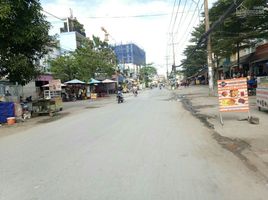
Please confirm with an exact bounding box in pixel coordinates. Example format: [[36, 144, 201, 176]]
[[256, 76, 268, 110], [218, 78, 249, 112], [49, 79, 62, 91]]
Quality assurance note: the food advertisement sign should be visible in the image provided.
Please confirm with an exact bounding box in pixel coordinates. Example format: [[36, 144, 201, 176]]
[[256, 76, 268, 110], [49, 80, 61, 91], [217, 78, 249, 112]]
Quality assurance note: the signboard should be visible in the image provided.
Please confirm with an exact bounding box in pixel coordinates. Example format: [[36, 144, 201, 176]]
[[256, 76, 268, 110], [37, 75, 53, 81], [91, 93, 97, 99], [49, 80, 61, 91], [218, 78, 249, 112]]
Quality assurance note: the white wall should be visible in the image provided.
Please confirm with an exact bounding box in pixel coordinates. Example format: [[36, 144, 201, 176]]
[[59, 32, 77, 53], [22, 81, 38, 100]]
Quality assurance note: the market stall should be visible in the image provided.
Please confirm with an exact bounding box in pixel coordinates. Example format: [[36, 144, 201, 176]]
[[32, 80, 63, 116], [64, 79, 87, 101], [101, 79, 117, 94], [89, 78, 101, 98]]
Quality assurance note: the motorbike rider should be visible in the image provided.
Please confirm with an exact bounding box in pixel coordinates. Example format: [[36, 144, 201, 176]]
[[117, 85, 124, 103]]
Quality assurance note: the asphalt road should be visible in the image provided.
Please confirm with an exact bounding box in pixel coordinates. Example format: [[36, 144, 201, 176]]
[[1, 89, 268, 200]]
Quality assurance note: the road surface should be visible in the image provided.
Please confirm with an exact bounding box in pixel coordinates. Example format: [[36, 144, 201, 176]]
[[1, 89, 268, 200]]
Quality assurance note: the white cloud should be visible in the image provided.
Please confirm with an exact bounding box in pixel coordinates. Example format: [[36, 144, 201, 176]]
[[41, 0, 217, 76]]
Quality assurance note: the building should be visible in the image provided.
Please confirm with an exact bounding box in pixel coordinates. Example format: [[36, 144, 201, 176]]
[[22, 14, 87, 100], [40, 14, 87, 71], [113, 43, 146, 78]]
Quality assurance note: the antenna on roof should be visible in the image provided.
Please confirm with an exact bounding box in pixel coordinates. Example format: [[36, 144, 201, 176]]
[[69, 8, 73, 19]]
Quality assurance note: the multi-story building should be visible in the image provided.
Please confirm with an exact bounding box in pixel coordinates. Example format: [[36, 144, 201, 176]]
[[113, 43, 146, 78], [23, 14, 87, 100]]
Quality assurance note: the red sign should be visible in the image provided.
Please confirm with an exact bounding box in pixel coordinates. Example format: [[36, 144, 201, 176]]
[[37, 75, 53, 81]]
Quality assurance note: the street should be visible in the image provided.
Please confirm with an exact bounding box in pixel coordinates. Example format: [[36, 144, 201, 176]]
[[1, 89, 268, 200]]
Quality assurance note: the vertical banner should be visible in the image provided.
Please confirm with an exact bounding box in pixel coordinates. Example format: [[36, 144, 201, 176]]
[[256, 76, 268, 110], [218, 78, 249, 112]]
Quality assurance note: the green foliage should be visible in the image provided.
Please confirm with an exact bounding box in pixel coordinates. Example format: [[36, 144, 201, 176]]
[[0, 0, 52, 85], [139, 64, 157, 87], [181, 0, 268, 78], [51, 37, 117, 82], [181, 25, 207, 77], [49, 54, 78, 82], [210, 0, 268, 57]]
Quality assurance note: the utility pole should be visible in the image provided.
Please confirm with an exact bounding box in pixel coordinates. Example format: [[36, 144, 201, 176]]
[[204, 0, 214, 96], [166, 56, 169, 79], [171, 33, 176, 74]]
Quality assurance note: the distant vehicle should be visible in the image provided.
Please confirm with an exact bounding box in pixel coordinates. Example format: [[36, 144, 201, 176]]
[[117, 91, 124, 103]]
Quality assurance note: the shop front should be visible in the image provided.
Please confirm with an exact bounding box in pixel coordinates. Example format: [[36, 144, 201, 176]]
[[250, 43, 268, 77]]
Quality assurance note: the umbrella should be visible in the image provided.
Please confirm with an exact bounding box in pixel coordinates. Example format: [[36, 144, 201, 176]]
[[89, 78, 101, 84], [102, 79, 117, 83], [65, 79, 86, 84]]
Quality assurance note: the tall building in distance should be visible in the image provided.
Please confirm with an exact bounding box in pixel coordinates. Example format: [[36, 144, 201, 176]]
[[113, 43, 146, 78]]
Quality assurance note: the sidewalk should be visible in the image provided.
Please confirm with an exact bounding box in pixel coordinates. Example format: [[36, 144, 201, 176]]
[[176, 85, 268, 180]]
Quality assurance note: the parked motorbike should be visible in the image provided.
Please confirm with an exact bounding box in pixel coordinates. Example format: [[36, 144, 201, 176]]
[[117, 91, 124, 103], [20, 102, 31, 120]]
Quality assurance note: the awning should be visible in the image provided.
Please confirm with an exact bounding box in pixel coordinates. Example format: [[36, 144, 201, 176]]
[[102, 79, 117, 83], [65, 79, 86, 84], [251, 56, 268, 64], [230, 53, 254, 67], [89, 78, 101, 84], [42, 83, 66, 87]]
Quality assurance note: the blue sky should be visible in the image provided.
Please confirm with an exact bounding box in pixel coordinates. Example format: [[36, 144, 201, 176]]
[[40, 0, 216, 75]]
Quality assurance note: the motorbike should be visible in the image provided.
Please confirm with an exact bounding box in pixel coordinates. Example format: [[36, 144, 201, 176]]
[[20, 102, 31, 120], [117, 91, 124, 103]]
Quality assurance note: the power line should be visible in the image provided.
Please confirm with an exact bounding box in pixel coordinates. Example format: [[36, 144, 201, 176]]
[[88, 13, 168, 19], [170, 0, 182, 34], [177, 0, 245, 69], [42, 9, 65, 21], [176, 0, 201, 50], [168, 0, 178, 32], [174, 0, 189, 35]]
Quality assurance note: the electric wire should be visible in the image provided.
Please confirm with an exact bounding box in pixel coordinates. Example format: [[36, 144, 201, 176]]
[[176, 0, 245, 69], [177, 0, 201, 52], [168, 0, 178, 32], [88, 13, 169, 18], [170, 0, 182, 34], [174, 0, 189, 35]]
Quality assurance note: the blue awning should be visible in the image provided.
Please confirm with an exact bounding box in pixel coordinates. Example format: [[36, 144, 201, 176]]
[[89, 78, 101, 84]]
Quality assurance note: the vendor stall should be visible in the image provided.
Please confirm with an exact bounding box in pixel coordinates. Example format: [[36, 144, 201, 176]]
[[32, 80, 63, 116], [256, 76, 268, 111], [64, 79, 87, 101]]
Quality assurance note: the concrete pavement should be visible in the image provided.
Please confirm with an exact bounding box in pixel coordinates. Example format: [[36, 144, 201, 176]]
[[1, 89, 268, 199]]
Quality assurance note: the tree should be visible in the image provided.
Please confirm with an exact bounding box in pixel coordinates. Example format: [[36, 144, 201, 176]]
[[50, 54, 78, 82], [0, 0, 53, 85], [51, 36, 117, 82], [209, 0, 268, 58], [181, 23, 207, 77], [139, 64, 157, 87], [180, 0, 268, 78]]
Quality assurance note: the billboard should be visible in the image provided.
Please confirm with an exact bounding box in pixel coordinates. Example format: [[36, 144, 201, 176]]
[[49, 80, 62, 91], [218, 78, 249, 112]]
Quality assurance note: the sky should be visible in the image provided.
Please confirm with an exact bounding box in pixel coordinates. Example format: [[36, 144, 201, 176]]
[[40, 0, 216, 76]]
